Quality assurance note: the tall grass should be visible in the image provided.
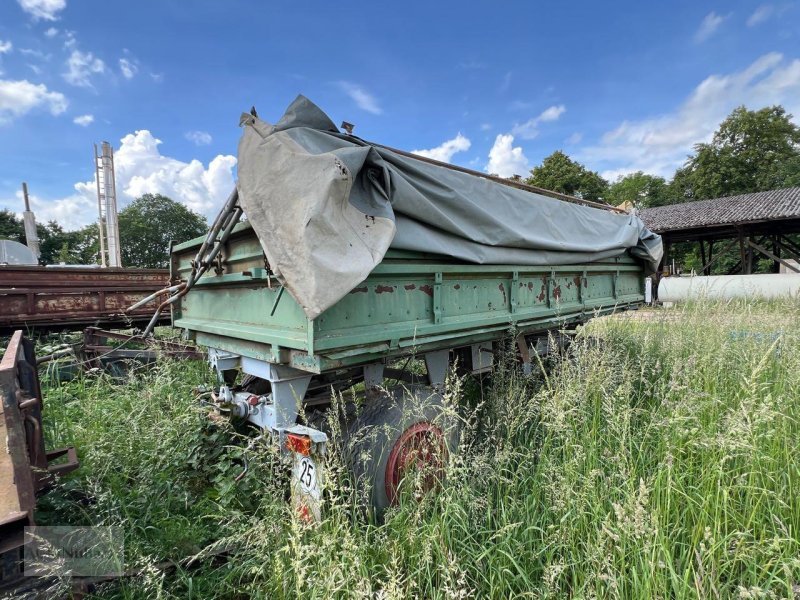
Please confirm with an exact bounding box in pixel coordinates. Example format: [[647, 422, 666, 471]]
[[37, 300, 800, 599]]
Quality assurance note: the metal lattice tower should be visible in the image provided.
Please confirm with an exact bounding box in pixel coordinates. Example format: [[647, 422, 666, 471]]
[[94, 141, 122, 267]]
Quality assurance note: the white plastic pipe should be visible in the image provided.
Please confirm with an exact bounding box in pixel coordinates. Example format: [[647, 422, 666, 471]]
[[659, 273, 800, 302]]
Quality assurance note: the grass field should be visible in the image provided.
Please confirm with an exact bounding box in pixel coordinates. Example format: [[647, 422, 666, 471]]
[[33, 300, 800, 599]]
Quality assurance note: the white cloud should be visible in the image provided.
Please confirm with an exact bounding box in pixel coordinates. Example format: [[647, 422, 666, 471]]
[[20, 130, 236, 229], [16, 0, 66, 21], [19, 48, 49, 60], [119, 57, 137, 79], [747, 4, 790, 26], [0, 40, 12, 54], [480, 123, 492, 131], [150, 72, 164, 83], [580, 52, 800, 180], [538, 104, 566, 122], [0, 78, 67, 124], [694, 12, 725, 43], [72, 113, 93, 126], [44, 27, 58, 37], [486, 134, 529, 177], [748, 5, 773, 25], [337, 81, 382, 115], [63, 49, 105, 87], [411, 133, 471, 163], [565, 132, 583, 145], [511, 104, 566, 140], [185, 130, 212, 146], [62, 30, 76, 49]]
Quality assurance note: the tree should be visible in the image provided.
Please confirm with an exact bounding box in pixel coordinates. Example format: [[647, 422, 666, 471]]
[[527, 151, 608, 200], [678, 105, 800, 199], [0, 209, 25, 242], [118, 194, 208, 268], [0, 210, 89, 264], [607, 171, 673, 208]]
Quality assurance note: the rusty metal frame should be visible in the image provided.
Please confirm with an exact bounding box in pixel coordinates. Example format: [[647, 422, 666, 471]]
[[0, 266, 170, 334], [78, 327, 203, 370], [0, 331, 78, 562]]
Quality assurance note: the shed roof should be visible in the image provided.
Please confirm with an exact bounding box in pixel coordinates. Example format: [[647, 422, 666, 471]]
[[639, 187, 800, 233]]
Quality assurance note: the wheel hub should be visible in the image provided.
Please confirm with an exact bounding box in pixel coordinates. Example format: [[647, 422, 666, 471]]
[[385, 421, 447, 505]]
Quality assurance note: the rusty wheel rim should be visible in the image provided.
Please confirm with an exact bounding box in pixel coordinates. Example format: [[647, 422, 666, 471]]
[[385, 421, 447, 505]]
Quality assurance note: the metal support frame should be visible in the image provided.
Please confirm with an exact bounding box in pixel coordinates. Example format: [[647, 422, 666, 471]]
[[363, 362, 385, 390], [424, 350, 449, 390], [208, 348, 312, 431], [516, 334, 532, 376], [470, 342, 494, 374]]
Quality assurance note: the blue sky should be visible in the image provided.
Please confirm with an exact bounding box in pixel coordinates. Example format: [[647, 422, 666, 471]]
[[1, 0, 799, 229]]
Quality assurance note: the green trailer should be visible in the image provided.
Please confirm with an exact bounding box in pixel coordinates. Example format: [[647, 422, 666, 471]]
[[169, 220, 646, 515], [156, 96, 661, 516], [172, 221, 645, 374]]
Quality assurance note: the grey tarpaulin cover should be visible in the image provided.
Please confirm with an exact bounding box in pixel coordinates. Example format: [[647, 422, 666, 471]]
[[237, 95, 663, 319]]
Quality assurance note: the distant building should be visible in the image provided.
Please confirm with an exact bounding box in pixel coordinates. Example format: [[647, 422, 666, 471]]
[[640, 187, 800, 275]]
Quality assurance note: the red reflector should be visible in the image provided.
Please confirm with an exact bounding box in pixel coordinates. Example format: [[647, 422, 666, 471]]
[[285, 433, 311, 456], [297, 503, 312, 523]]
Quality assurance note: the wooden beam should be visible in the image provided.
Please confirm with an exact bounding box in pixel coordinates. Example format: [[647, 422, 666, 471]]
[[746, 238, 800, 273], [775, 236, 800, 261], [780, 234, 800, 257], [699, 237, 738, 275]]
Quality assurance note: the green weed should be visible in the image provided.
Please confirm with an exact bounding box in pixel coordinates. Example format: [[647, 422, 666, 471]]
[[36, 299, 800, 599]]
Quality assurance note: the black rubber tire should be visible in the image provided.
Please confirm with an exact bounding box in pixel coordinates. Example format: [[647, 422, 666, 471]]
[[347, 384, 458, 516]]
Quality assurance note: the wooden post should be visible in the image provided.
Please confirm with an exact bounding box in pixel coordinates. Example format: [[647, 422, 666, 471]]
[[738, 231, 748, 274], [706, 241, 714, 275], [773, 236, 780, 273], [699, 240, 707, 275]]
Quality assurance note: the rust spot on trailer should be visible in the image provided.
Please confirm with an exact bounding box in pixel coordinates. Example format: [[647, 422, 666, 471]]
[[404, 283, 416, 291], [574, 276, 583, 289], [537, 285, 547, 302], [553, 285, 562, 300], [498, 283, 507, 304], [527, 282, 534, 291], [350, 286, 368, 294], [375, 285, 395, 294], [453, 284, 461, 290], [419, 285, 434, 297]]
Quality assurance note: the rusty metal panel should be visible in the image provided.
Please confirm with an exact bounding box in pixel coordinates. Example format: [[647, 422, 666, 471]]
[[0, 332, 42, 556], [0, 331, 78, 571], [0, 266, 170, 333]]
